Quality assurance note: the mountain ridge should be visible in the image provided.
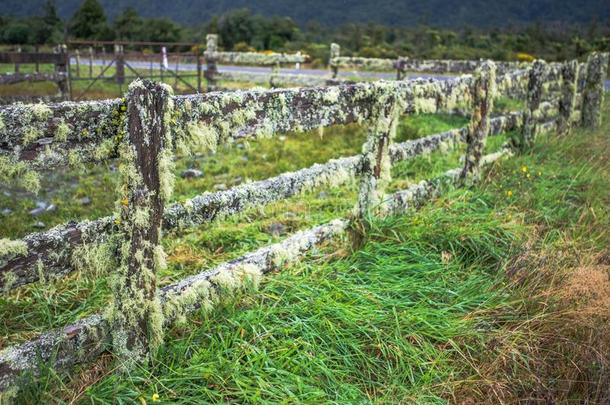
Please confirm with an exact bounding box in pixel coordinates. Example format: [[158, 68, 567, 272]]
[[3, 0, 608, 28]]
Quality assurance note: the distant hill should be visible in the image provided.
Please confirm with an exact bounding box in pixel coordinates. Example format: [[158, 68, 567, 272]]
[[3, 0, 609, 28]]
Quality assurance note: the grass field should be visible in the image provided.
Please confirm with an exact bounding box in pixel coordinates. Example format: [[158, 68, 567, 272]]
[[1, 83, 608, 402]]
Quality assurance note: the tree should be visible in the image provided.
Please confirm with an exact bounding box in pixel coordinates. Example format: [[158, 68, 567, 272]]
[[115, 7, 143, 41], [140, 18, 182, 43], [69, 0, 112, 40], [2, 22, 30, 44], [216, 9, 260, 49], [31, 0, 64, 44]]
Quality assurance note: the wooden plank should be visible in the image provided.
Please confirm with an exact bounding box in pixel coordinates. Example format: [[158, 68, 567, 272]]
[[0, 72, 65, 85], [0, 78, 475, 168], [0, 52, 64, 65], [110, 80, 170, 365]]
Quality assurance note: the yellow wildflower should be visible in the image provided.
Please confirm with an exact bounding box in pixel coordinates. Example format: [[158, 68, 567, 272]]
[[506, 190, 513, 197], [121, 197, 129, 206], [521, 165, 528, 173], [152, 393, 160, 402], [527, 173, 531, 179]]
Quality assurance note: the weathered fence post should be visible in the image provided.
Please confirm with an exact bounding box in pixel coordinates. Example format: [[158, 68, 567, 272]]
[[55, 44, 71, 100], [15, 47, 21, 73], [270, 62, 280, 88], [35, 45, 40, 73], [88, 46, 93, 78], [518, 59, 548, 150], [196, 46, 203, 93], [110, 79, 174, 368], [115, 44, 125, 86], [330, 43, 340, 78], [395, 57, 407, 80], [581, 52, 609, 129], [355, 86, 402, 220], [557, 60, 579, 136], [460, 61, 496, 184], [75, 49, 81, 78], [205, 34, 219, 91]]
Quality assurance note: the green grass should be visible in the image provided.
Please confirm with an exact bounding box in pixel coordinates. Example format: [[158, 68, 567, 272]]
[[80, 199, 522, 404], [4, 98, 610, 403]]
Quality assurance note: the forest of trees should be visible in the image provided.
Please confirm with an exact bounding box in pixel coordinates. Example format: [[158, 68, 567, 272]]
[[1, 0, 609, 64]]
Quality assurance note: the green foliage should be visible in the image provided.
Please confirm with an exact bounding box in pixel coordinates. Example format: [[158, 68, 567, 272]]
[[68, 0, 112, 40], [214, 8, 300, 51]]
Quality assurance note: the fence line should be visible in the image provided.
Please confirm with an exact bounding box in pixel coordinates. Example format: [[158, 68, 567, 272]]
[[0, 46, 70, 103], [0, 111, 528, 291], [0, 52, 608, 393]]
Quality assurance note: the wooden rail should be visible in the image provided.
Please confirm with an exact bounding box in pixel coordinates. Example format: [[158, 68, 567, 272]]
[[0, 52, 607, 394]]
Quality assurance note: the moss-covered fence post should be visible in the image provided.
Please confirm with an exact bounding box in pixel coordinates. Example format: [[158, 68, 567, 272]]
[[518, 59, 548, 150], [557, 60, 579, 136], [204, 34, 219, 91], [355, 86, 402, 221], [581, 52, 609, 129], [110, 80, 174, 368], [460, 60, 496, 184], [330, 43, 340, 78]]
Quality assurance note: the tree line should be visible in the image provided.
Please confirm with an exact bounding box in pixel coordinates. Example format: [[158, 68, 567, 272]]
[[1, 0, 608, 65]]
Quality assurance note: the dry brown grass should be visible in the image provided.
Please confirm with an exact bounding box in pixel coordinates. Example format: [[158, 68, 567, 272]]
[[452, 248, 610, 404]]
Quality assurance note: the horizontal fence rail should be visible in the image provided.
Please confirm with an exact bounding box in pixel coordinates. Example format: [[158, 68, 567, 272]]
[[0, 111, 527, 291], [0, 51, 607, 394], [1, 76, 482, 169]]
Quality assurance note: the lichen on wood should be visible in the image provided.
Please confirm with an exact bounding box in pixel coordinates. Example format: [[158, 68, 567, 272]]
[[355, 83, 404, 219], [557, 60, 579, 136], [460, 60, 497, 183], [109, 80, 173, 368], [0, 111, 523, 293], [519, 60, 548, 150], [581, 52, 609, 128]]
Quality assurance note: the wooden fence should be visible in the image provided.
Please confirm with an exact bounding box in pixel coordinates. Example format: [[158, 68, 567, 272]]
[[0, 46, 70, 103], [330, 42, 554, 79], [203, 34, 317, 90], [0, 51, 607, 393], [66, 40, 204, 100]]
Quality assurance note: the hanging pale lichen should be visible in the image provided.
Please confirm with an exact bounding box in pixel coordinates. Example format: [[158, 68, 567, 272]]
[[71, 239, 118, 278], [0, 239, 28, 258], [557, 60, 579, 136], [2, 272, 17, 293], [581, 52, 609, 129], [0, 155, 40, 194], [162, 263, 263, 326], [108, 80, 174, 369], [519, 60, 548, 150], [354, 83, 405, 219]]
